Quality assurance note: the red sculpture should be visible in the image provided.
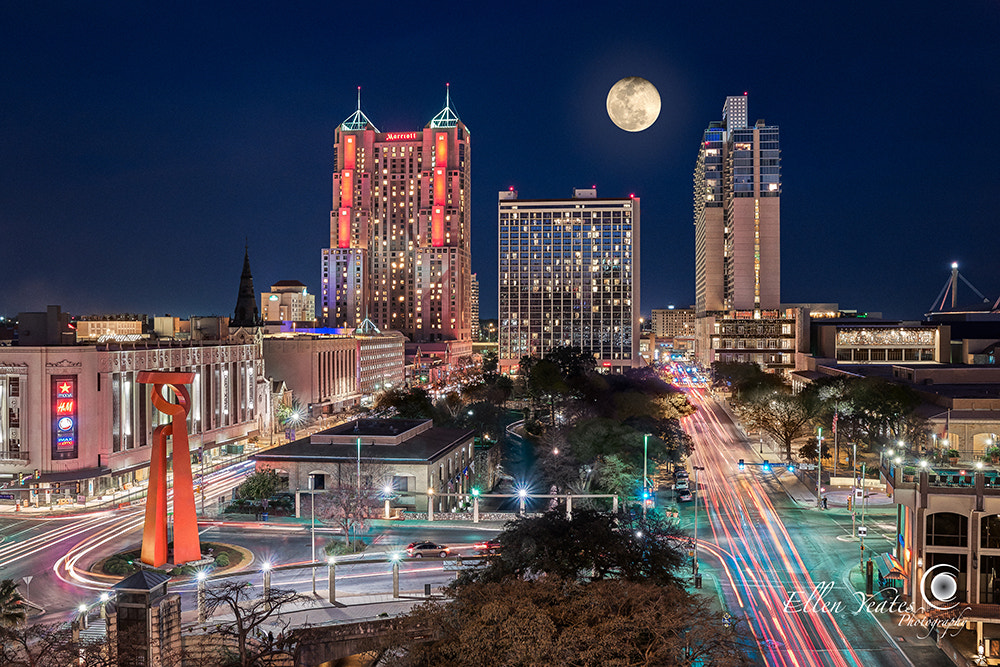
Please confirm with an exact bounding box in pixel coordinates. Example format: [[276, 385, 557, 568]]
[[138, 371, 201, 567]]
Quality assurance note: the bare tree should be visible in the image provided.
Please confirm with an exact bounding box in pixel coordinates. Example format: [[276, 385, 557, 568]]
[[316, 461, 393, 547], [201, 581, 306, 667]]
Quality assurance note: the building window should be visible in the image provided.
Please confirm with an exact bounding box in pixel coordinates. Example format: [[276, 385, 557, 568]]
[[926, 512, 968, 547], [982, 515, 1000, 549]]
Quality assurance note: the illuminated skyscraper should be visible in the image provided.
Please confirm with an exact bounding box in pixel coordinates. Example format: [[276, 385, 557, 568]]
[[694, 96, 791, 372], [470, 273, 480, 340], [498, 188, 639, 372], [693, 94, 780, 314], [321, 88, 472, 353]]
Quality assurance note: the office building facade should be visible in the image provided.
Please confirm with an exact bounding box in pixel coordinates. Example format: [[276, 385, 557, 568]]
[[498, 188, 639, 372], [321, 91, 472, 348]]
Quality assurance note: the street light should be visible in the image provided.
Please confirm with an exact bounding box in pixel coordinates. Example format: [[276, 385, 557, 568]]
[[196, 570, 207, 623], [384, 485, 394, 519], [518, 488, 527, 515], [391, 552, 401, 598], [427, 488, 435, 522], [327, 555, 336, 603], [691, 466, 705, 585], [262, 562, 272, 601], [643, 433, 651, 492]]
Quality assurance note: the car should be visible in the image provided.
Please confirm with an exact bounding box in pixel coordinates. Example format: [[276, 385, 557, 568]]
[[674, 469, 689, 480], [674, 478, 689, 491], [406, 541, 451, 558], [474, 539, 502, 554], [677, 490, 693, 502]]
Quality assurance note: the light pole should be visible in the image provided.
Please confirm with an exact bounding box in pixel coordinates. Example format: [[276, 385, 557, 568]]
[[311, 490, 317, 595], [471, 488, 480, 523], [427, 488, 434, 522], [196, 571, 207, 623], [384, 485, 393, 519], [692, 466, 705, 582], [816, 427, 824, 507], [392, 552, 400, 598], [643, 433, 650, 492], [99, 592, 110, 620], [327, 556, 336, 603], [518, 488, 527, 515], [262, 562, 272, 601], [356, 437, 362, 494]]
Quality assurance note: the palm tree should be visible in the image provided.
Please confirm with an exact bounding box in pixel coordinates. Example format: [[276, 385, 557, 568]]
[[0, 579, 27, 628]]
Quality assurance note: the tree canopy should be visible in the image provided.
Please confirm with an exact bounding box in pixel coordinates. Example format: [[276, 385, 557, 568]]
[[235, 467, 285, 502], [375, 577, 748, 667], [374, 509, 749, 667], [455, 508, 686, 588]]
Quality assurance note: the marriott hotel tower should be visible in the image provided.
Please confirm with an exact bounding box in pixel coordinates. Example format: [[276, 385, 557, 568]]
[[322, 90, 472, 350]]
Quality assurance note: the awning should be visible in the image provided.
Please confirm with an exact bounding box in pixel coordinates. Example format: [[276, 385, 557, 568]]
[[875, 552, 907, 580]]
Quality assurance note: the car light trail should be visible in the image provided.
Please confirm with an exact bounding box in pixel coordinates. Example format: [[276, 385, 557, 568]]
[[685, 392, 867, 666]]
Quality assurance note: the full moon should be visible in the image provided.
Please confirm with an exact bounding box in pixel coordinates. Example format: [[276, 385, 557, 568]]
[[606, 77, 661, 132]]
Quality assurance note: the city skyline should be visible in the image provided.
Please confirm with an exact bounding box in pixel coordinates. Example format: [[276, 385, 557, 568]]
[[3, 3, 999, 322]]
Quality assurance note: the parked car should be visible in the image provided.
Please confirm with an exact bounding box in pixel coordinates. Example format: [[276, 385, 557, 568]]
[[677, 490, 693, 502], [674, 478, 690, 491], [674, 469, 689, 480], [406, 541, 451, 558], [474, 539, 502, 554]]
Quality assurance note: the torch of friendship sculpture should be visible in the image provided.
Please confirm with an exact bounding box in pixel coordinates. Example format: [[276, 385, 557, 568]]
[[137, 371, 201, 567]]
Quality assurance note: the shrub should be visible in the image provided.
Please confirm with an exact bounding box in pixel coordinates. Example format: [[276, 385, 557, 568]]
[[105, 558, 132, 576], [324, 539, 366, 556], [214, 553, 231, 568]]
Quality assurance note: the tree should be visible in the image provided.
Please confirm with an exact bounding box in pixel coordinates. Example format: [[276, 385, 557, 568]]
[[377, 577, 749, 667], [0, 579, 27, 629], [235, 467, 285, 504], [375, 387, 436, 420], [798, 436, 832, 461], [457, 508, 686, 587], [735, 389, 820, 461], [711, 361, 784, 397], [0, 622, 82, 667], [316, 461, 391, 546], [202, 581, 305, 667]]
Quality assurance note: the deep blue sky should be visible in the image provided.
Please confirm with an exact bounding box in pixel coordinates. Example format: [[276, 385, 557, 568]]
[[3, 2, 999, 321]]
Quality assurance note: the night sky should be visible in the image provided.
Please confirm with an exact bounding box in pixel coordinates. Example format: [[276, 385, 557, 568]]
[[3, 2, 999, 322]]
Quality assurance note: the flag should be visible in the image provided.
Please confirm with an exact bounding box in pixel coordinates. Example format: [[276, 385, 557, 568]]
[[832, 412, 838, 434]]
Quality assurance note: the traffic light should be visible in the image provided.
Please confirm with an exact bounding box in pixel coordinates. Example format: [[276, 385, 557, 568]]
[[762, 461, 771, 472], [33, 469, 40, 479], [847, 497, 853, 511], [738, 459, 745, 471], [18, 472, 25, 485]]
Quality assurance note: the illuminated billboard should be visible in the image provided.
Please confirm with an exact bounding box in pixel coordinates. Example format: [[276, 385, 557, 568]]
[[51, 375, 79, 460]]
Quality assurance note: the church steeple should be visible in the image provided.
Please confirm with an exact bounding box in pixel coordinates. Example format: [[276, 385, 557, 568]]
[[231, 245, 262, 327]]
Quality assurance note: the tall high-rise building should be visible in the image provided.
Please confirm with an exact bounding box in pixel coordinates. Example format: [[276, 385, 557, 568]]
[[470, 273, 480, 340], [694, 95, 780, 314], [321, 88, 472, 350], [694, 96, 791, 372], [498, 188, 639, 372]]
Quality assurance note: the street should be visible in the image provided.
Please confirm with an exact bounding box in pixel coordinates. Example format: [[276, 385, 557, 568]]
[[683, 390, 914, 667]]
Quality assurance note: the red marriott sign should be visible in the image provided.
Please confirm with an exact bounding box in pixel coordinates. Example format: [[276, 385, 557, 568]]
[[383, 132, 420, 141]]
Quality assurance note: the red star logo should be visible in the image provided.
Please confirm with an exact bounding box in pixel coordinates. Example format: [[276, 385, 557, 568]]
[[58, 382, 72, 394]]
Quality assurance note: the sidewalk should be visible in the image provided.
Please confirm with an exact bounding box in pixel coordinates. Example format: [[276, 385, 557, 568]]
[[844, 565, 960, 667]]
